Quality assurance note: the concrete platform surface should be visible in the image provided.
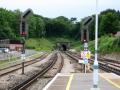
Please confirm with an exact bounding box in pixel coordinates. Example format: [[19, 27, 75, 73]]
[[43, 73, 120, 90]]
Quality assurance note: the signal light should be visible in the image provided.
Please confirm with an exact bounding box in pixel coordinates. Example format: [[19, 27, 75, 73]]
[[83, 30, 87, 41], [20, 21, 27, 36]]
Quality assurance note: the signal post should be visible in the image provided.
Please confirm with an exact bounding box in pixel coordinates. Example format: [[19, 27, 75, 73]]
[[20, 9, 33, 74], [81, 16, 93, 73]]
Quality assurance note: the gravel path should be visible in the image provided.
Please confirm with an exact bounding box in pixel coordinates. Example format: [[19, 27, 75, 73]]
[[100, 53, 120, 61], [60, 53, 81, 73], [26, 52, 63, 90], [26, 78, 52, 90]]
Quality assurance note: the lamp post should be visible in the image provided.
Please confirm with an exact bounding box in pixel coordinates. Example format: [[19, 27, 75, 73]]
[[91, 0, 100, 90]]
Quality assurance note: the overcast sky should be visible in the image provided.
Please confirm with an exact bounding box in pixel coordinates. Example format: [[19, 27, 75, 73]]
[[0, 0, 119, 20]]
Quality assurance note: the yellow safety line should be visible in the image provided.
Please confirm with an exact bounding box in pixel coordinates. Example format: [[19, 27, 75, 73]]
[[99, 74, 120, 89], [66, 74, 74, 90]]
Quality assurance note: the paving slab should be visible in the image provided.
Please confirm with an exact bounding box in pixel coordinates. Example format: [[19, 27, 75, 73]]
[[43, 73, 120, 90], [70, 73, 120, 90]]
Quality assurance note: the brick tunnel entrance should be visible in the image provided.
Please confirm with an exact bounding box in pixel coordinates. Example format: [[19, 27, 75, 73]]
[[61, 44, 67, 51], [56, 42, 70, 51]]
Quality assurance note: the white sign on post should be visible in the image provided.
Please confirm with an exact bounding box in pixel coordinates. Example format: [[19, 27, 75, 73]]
[[21, 54, 25, 60], [84, 42, 88, 48], [81, 50, 91, 59], [84, 58, 88, 64], [78, 59, 84, 64]]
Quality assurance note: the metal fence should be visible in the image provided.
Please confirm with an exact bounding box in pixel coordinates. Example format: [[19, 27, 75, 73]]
[[0, 39, 10, 48]]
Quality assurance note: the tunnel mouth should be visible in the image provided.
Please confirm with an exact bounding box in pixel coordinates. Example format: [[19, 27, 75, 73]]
[[61, 44, 67, 51], [56, 42, 70, 51]]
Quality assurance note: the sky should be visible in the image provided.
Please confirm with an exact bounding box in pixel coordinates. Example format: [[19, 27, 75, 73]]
[[0, 0, 120, 20]]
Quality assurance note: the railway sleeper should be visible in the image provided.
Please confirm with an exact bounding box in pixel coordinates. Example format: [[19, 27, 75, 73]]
[[10, 53, 58, 90]]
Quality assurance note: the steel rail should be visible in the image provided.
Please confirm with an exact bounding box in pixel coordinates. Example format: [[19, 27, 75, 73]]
[[66, 51, 120, 75], [10, 53, 58, 90], [0, 53, 47, 76]]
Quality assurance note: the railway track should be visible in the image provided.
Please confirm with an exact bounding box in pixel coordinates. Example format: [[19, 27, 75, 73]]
[[91, 56, 120, 68], [10, 52, 62, 90], [0, 53, 48, 76], [66, 51, 120, 75]]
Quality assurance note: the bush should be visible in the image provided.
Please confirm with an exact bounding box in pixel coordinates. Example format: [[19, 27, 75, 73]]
[[73, 36, 120, 54], [26, 38, 54, 51]]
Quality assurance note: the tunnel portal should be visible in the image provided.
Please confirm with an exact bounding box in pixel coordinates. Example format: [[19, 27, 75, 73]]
[[61, 44, 67, 51], [56, 42, 70, 51]]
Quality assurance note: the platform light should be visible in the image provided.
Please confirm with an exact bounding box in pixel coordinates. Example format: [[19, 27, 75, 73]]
[[91, 0, 100, 90]]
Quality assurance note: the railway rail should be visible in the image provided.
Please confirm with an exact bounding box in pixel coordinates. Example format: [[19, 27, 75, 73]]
[[0, 53, 48, 76], [66, 51, 120, 75], [10, 52, 63, 90]]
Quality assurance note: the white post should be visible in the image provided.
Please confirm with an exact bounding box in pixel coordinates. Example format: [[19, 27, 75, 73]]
[[9, 52, 10, 62], [85, 64, 86, 73], [91, 0, 99, 90]]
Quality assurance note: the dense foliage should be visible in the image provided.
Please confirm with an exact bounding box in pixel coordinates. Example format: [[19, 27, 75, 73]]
[[0, 8, 120, 40], [0, 8, 79, 39], [99, 9, 120, 36], [0, 8, 21, 39], [0, 8, 120, 53]]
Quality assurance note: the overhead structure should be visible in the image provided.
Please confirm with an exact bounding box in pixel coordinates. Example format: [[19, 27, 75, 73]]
[[80, 16, 94, 74], [81, 16, 94, 43], [20, 9, 33, 74], [20, 9, 33, 37], [22, 9, 33, 19]]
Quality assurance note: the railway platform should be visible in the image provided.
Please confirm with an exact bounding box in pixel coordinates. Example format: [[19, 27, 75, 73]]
[[43, 73, 120, 90]]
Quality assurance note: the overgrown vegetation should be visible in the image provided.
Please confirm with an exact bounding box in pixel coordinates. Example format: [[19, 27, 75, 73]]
[[26, 38, 73, 51], [0, 8, 80, 39], [0, 8, 120, 53], [74, 36, 120, 54], [26, 38, 54, 51]]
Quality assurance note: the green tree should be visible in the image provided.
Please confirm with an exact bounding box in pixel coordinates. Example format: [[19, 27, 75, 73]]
[[100, 12, 120, 35]]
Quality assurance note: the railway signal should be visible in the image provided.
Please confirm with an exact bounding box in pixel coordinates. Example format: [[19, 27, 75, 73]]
[[22, 9, 33, 19], [20, 20, 27, 36], [20, 9, 33, 37], [82, 16, 94, 27], [81, 16, 94, 43], [20, 9, 33, 74], [81, 16, 93, 73]]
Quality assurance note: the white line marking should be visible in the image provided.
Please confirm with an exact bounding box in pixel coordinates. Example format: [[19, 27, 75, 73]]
[[43, 73, 60, 90]]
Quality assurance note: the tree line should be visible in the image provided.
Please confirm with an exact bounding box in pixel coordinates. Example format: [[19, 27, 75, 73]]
[[90, 9, 120, 40], [0, 8, 120, 40]]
